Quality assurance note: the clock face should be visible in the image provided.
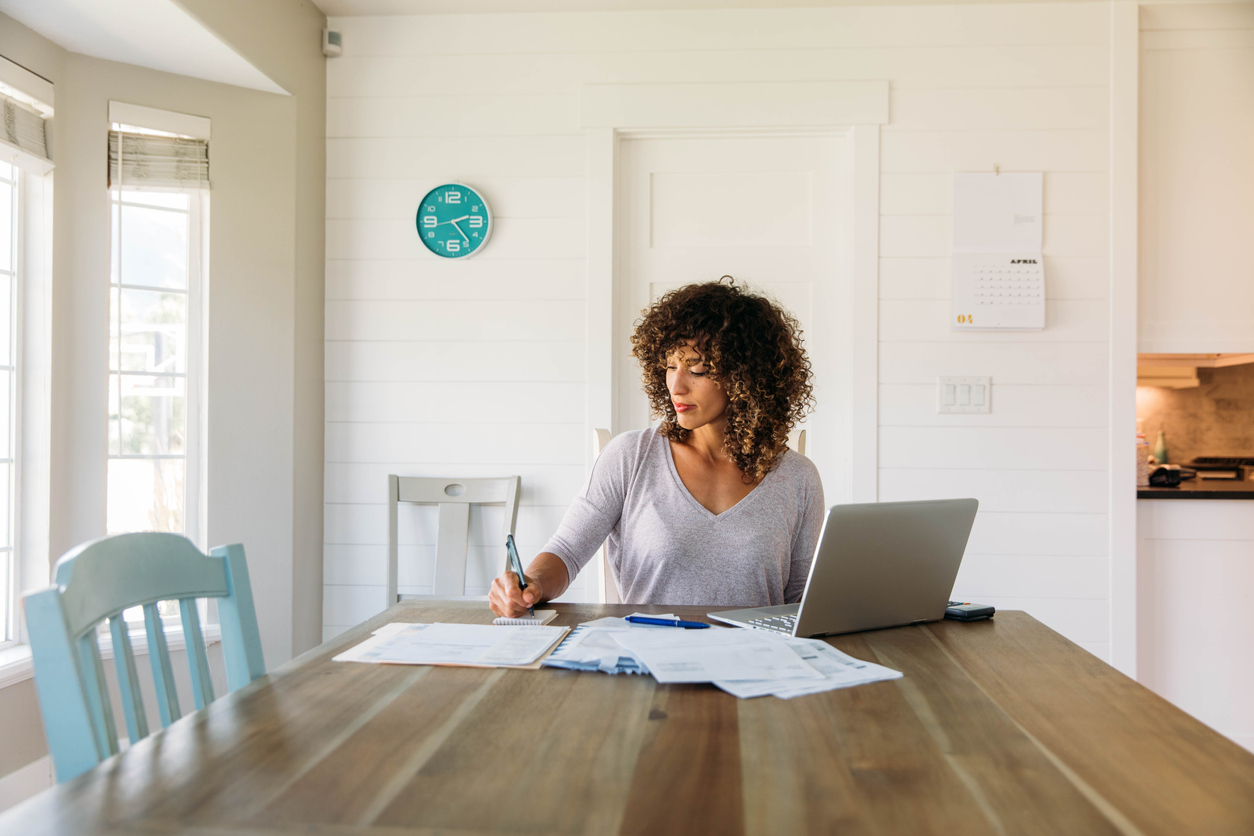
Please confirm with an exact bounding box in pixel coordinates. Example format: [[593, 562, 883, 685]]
[[416, 184, 492, 259]]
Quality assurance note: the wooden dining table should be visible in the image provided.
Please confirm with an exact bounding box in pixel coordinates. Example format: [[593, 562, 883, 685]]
[[3, 600, 1254, 835]]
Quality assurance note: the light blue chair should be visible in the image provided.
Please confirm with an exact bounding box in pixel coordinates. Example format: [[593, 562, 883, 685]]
[[23, 533, 266, 783]]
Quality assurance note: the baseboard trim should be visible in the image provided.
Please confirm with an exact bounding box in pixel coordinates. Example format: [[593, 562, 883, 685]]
[[0, 755, 52, 814]]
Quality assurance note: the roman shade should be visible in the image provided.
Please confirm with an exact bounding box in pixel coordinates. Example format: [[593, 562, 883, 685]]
[[0, 91, 48, 163], [108, 130, 209, 189]]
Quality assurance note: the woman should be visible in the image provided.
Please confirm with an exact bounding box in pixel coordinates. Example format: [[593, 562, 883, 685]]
[[489, 279, 824, 617]]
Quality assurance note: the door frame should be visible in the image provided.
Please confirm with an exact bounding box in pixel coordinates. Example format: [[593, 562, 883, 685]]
[[582, 81, 885, 507]]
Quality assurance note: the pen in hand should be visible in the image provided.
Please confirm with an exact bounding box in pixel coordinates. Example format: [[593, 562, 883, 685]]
[[505, 534, 533, 617]]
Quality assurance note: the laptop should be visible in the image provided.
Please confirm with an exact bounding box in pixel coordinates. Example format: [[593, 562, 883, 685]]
[[708, 498, 979, 637]]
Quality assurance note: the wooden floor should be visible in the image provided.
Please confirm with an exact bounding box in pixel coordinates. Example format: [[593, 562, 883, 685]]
[[4, 601, 1254, 835]]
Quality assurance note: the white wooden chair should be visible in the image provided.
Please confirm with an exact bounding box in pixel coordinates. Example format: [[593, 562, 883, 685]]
[[591, 430, 620, 604], [590, 427, 807, 604], [387, 475, 521, 607]]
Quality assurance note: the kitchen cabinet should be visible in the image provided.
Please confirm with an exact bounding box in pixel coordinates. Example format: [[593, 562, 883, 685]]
[[1139, 4, 1254, 353], [1137, 498, 1254, 753]]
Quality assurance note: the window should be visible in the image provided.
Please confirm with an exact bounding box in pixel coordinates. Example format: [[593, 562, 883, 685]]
[[0, 67, 54, 653], [106, 186, 205, 545], [0, 162, 16, 647], [103, 105, 209, 629]]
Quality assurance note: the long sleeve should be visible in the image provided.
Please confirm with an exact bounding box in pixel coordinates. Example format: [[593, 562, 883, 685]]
[[541, 432, 639, 585], [784, 460, 825, 604]]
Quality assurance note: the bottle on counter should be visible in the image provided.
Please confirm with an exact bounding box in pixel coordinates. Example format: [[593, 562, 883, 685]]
[[1137, 431, 1151, 487], [1152, 430, 1169, 465]]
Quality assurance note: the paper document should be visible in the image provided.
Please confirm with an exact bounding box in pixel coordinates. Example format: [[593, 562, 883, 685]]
[[715, 638, 902, 699], [542, 616, 674, 675], [610, 627, 823, 684], [334, 622, 567, 668], [329, 621, 416, 664]]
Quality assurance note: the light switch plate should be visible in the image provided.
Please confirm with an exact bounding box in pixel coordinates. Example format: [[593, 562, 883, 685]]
[[937, 376, 991, 414]]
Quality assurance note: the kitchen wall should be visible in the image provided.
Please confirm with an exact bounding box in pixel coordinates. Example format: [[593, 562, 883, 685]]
[[1136, 363, 1254, 465], [324, 2, 1113, 659]]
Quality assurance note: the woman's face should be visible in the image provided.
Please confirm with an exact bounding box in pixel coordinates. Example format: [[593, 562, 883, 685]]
[[666, 343, 729, 432]]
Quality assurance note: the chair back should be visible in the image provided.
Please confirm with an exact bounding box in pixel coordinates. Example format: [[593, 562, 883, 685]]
[[590, 427, 808, 603], [23, 533, 266, 783], [591, 430, 621, 605], [387, 475, 521, 605]]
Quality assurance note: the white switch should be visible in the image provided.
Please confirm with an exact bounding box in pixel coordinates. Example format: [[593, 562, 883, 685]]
[[937, 376, 992, 414]]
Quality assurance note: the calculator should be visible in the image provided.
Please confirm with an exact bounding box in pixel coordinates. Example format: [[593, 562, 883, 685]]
[[951, 252, 1045, 331]]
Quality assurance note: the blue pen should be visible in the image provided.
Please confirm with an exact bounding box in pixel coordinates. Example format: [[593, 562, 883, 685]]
[[625, 616, 710, 629]]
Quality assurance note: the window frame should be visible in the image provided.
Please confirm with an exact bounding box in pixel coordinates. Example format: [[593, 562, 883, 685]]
[[106, 184, 208, 630], [0, 162, 20, 651]]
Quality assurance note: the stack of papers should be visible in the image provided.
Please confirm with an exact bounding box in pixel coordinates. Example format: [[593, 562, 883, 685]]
[[335, 618, 902, 699], [542, 616, 670, 674], [544, 616, 902, 699], [714, 637, 902, 699], [611, 627, 825, 685], [333, 622, 568, 668]]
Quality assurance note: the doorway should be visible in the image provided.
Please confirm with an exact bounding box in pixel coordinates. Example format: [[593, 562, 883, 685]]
[[613, 132, 851, 493]]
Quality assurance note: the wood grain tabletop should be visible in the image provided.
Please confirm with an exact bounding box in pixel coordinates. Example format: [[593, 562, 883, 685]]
[[3, 601, 1253, 835]]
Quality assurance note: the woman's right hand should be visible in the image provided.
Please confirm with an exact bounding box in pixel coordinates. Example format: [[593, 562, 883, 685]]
[[489, 571, 543, 618]]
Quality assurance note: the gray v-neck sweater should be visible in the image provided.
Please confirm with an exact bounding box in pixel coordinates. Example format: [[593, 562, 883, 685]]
[[543, 428, 825, 607]]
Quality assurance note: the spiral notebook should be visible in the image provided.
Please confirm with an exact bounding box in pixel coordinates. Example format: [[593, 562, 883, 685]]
[[493, 609, 558, 626]]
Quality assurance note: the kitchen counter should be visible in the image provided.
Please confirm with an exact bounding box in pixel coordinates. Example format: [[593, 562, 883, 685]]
[[1138, 479, 1254, 499]]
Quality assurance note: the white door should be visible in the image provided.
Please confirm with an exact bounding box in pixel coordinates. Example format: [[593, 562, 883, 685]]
[[615, 133, 850, 493]]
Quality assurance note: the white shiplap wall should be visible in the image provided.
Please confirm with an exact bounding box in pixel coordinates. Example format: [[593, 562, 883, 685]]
[[325, 3, 1114, 658]]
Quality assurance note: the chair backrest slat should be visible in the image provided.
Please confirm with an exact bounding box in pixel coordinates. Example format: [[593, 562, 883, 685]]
[[143, 603, 181, 727], [25, 533, 267, 784], [76, 633, 119, 758], [433, 502, 471, 597], [180, 598, 215, 710], [788, 428, 807, 457], [591, 430, 621, 605], [500, 477, 521, 555], [386, 475, 522, 606], [108, 615, 149, 744]]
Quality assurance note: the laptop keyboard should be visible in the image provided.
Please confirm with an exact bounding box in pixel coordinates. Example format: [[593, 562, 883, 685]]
[[746, 613, 797, 634]]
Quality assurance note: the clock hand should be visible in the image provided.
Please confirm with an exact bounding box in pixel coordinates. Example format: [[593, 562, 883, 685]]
[[451, 219, 470, 244], [436, 215, 471, 225]]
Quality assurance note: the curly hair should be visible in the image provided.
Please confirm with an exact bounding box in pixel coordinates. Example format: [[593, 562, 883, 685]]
[[630, 278, 815, 483]]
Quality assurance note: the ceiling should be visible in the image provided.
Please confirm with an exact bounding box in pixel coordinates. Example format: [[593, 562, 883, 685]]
[[314, 0, 1087, 15], [0, 0, 286, 95]]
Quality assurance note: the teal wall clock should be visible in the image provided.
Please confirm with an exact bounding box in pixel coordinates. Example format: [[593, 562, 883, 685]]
[[416, 183, 492, 259]]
